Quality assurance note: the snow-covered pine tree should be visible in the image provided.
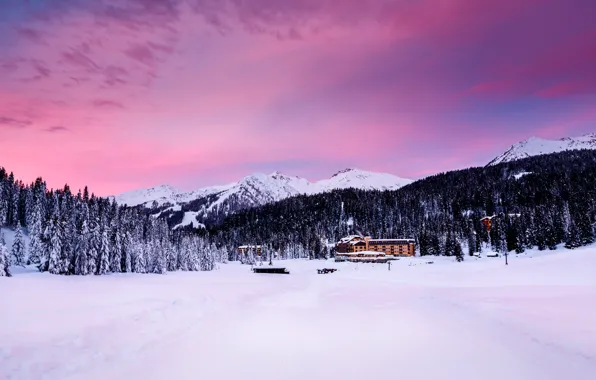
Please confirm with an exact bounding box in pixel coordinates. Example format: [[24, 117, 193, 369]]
[[87, 217, 101, 275], [48, 218, 63, 275], [98, 228, 110, 275], [111, 229, 122, 273], [0, 181, 6, 226], [74, 220, 90, 275], [133, 241, 146, 274], [0, 231, 11, 277], [11, 222, 26, 267], [123, 231, 132, 273], [10, 181, 19, 226], [565, 219, 582, 249], [151, 240, 167, 274], [27, 201, 44, 265], [188, 239, 200, 271]]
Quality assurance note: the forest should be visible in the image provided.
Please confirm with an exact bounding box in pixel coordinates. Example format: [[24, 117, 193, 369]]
[[0, 173, 224, 277]]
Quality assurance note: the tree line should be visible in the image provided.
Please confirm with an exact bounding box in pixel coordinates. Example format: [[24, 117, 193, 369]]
[[0, 170, 224, 277]]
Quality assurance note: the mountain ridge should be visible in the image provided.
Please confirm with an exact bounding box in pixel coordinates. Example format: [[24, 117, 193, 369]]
[[488, 133, 596, 165], [113, 168, 413, 229]]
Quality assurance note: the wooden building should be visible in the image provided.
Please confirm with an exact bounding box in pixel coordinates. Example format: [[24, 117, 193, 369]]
[[367, 239, 416, 257], [336, 236, 416, 257], [238, 245, 262, 256]]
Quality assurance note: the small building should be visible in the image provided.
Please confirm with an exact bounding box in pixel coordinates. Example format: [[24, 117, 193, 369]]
[[238, 245, 262, 256], [335, 235, 365, 253], [481, 216, 494, 231]]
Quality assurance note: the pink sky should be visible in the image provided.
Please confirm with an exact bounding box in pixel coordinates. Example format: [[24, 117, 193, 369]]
[[0, 0, 595, 195]]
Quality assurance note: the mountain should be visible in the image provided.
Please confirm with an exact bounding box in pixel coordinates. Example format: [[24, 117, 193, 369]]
[[212, 150, 596, 257], [114, 169, 412, 229], [488, 133, 596, 165]]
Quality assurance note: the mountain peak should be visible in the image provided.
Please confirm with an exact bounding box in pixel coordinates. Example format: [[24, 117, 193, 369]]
[[489, 133, 596, 165], [331, 168, 359, 177]]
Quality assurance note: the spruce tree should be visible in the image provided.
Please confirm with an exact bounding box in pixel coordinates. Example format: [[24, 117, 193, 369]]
[[28, 203, 44, 265], [98, 229, 110, 275], [48, 218, 63, 275], [74, 220, 90, 275], [11, 223, 26, 267], [111, 230, 122, 273], [0, 231, 11, 277]]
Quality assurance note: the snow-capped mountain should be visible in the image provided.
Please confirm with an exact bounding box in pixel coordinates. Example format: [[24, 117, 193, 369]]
[[488, 133, 596, 165], [114, 169, 412, 229]]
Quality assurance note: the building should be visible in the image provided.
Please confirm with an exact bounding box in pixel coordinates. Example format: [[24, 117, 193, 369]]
[[367, 239, 416, 256], [335, 236, 416, 257], [237, 245, 262, 256], [481, 216, 494, 231]]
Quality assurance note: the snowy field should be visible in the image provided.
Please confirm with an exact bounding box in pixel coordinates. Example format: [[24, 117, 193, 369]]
[[1, 247, 596, 380]]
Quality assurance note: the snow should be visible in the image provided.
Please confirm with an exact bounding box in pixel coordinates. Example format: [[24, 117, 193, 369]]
[[113, 169, 413, 210], [2, 246, 596, 379], [172, 211, 205, 230], [1, 226, 29, 257], [514, 171, 533, 179], [489, 133, 596, 165]]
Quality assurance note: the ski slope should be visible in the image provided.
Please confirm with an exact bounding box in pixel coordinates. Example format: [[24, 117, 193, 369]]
[[1, 247, 595, 380]]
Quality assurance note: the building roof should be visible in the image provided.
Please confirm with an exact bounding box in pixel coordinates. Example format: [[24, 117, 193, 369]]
[[338, 251, 386, 256], [368, 239, 415, 243], [338, 235, 363, 244], [238, 245, 262, 249]]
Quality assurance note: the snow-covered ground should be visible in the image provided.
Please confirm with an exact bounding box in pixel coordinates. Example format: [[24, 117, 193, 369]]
[[1, 247, 596, 380]]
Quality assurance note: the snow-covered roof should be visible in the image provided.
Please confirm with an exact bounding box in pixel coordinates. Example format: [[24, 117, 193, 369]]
[[338, 251, 386, 256], [238, 245, 262, 249], [349, 240, 366, 245], [368, 239, 415, 243], [338, 235, 363, 243]]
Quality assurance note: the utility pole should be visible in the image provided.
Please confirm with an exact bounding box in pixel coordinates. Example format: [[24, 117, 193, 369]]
[[505, 251, 508, 266]]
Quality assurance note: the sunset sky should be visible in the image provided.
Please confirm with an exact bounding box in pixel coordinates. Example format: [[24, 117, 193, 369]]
[[1, 0, 595, 195]]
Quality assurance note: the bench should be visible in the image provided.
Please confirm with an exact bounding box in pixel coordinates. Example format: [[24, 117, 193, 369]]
[[317, 268, 338, 274], [252, 267, 290, 274]]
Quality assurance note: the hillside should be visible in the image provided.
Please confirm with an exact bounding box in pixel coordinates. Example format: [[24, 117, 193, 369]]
[[208, 150, 596, 258], [488, 133, 596, 165], [115, 169, 412, 228]]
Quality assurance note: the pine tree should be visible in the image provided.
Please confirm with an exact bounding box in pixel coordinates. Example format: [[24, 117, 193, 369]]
[[133, 241, 146, 274], [123, 231, 132, 273], [74, 220, 90, 275], [0, 231, 11, 277], [565, 219, 582, 249], [28, 202, 44, 265], [98, 229, 110, 275], [11, 223, 26, 267], [48, 218, 63, 275], [111, 230, 122, 273], [151, 240, 167, 274]]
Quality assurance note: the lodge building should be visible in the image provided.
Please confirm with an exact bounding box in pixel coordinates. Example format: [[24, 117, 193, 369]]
[[335, 235, 416, 257], [237, 245, 262, 256]]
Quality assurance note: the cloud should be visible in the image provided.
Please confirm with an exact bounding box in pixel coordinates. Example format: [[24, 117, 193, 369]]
[[92, 99, 125, 108], [124, 43, 156, 66], [45, 125, 70, 133], [16, 27, 47, 44], [0, 116, 32, 128]]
